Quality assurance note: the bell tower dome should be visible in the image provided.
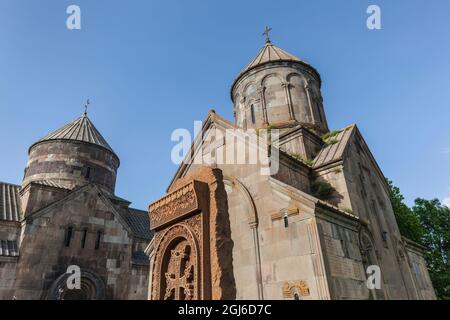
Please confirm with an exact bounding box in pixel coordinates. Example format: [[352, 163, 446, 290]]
[[23, 113, 120, 193], [231, 31, 329, 134]]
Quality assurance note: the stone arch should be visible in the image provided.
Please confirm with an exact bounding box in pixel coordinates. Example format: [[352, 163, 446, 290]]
[[152, 223, 200, 300], [234, 93, 246, 127], [223, 177, 258, 226], [287, 72, 312, 123], [261, 73, 289, 124], [359, 227, 378, 266], [286, 72, 305, 83], [234, 93, 241, 110], [243, 81, 257, 100], [245, 96, 262, 127], [223, 177, 263, 299], [234, 92, 241, 105], [358, 226, 386, 300], [47, 269, 105, 300], [260, 73, 283, 87], [394, 238, 407, 263], [309, 78, 326, 122]]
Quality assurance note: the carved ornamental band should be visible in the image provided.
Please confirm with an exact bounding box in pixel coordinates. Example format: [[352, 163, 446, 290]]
[[149, 181, 202, 230]]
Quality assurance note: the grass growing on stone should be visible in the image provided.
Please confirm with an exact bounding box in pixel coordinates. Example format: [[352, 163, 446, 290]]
[[321, 130, 341, 146], [311, 180, 334, 199], [321, 130, 341, 141], [288, 153, 314, 167], [325, 138, 339, 146], [343, 208, 354, 214]]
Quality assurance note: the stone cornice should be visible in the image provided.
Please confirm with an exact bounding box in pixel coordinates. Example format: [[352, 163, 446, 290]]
[[149, 180, 205, 231]]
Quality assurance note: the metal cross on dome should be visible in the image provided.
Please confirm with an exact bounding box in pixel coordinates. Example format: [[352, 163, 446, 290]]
[[84, 99, 90, 115], [262, 26, 272, 43]]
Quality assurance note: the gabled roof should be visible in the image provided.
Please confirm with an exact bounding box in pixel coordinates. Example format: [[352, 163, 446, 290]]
[[313, 125, 356, 169], [313, 124, 391, 195], [167, 110, 236, 191], [27, 183, 152, 240], [31, 113, 116, 156], [122, 208, 153, 240], [131, 250, 150, 266], [0, 182, 21, 222]]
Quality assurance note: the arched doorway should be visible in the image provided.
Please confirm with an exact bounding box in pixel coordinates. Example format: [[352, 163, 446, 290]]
[[48, 270, 106, 300]]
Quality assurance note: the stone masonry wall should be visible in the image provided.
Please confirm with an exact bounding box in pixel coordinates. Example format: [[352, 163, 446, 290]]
[[13, 185, 137, 299]]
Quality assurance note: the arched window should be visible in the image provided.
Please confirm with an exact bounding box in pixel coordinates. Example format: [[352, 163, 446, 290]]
[[65, 227, 73, 247], [250, 105, 256, 124]]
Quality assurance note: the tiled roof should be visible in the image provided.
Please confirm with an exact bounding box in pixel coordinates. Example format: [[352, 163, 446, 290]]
[[0, 240, 19, 257], [122, 208, 153, 240], [313, 125, 356, 169], [33, 113, 116, 155], [131, 251, 150, 266], [0, 182, 21, 222]]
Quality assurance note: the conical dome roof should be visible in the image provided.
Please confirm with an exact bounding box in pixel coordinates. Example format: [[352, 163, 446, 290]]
[[32, 113, 116, 155], [241, 41, 303, 74], [231, 40, 320, 98]]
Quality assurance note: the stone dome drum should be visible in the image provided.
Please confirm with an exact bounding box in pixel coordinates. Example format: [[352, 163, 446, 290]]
[[23, 113, 120, 193], [231, 40, 329, 134]]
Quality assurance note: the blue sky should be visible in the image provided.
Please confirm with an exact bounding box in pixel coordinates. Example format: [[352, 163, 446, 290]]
[[1, 0, 450, 209]]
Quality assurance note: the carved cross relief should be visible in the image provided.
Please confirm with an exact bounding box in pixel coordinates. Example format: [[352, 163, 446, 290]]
[[164, 241, 195, 300]]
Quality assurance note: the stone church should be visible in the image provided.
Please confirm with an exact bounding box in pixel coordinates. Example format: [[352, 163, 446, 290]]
[[0, 33, 437, 301], [0, 113, 152, 299], [147, 35, 437, 300]]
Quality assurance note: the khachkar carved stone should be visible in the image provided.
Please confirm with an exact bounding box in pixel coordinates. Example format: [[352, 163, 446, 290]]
[[149, 167, 236, 300], [164, 239, 195, 299]]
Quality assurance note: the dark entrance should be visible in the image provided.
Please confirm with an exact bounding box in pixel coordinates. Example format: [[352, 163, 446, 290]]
[[48, 270, 106, 300]]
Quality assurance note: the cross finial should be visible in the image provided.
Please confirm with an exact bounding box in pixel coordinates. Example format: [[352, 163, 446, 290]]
[[84, 99, 90, 115], [262, 26, 272, 44]]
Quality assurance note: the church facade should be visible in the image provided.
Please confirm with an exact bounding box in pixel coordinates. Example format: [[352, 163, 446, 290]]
[[147, 37, 436, 300], [0, 35, 437, 301], [0, 114, 152, 299]]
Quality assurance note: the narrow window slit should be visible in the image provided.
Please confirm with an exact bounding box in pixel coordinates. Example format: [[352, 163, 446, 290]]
[[95, 231, 102, 250], [65, 227, 73, 247], [81, 228, 88, 248]]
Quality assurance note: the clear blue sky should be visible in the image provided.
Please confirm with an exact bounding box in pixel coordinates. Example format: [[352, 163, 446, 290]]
[[1, 0, 450, 209]]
